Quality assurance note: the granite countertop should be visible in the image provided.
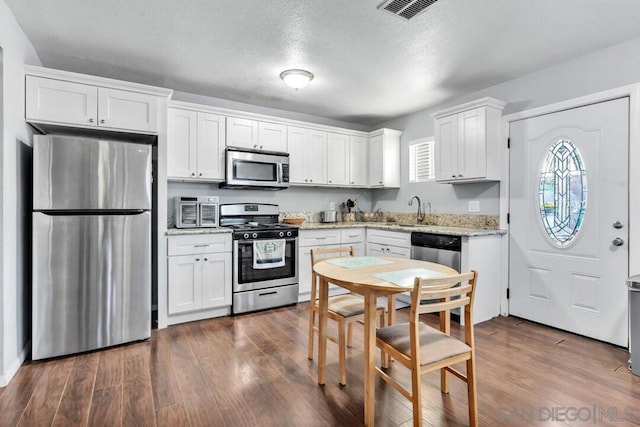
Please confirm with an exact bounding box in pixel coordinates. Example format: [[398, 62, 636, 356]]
[[297, 221, 506, 237], [166, 227, 232, 236]]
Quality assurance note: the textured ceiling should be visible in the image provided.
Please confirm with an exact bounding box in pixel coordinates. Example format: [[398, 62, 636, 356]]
[[7, 0, 640, 126]]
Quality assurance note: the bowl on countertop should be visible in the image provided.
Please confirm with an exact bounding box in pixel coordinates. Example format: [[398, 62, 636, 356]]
[[283, 217, 306, 225]]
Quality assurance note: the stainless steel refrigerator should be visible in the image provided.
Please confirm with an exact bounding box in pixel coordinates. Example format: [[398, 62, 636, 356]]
[[32, 134, 152, 360]]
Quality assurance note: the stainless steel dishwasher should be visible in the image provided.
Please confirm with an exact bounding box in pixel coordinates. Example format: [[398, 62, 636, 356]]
[[410, 232, 462, 272], [398, 232, 463, 318]]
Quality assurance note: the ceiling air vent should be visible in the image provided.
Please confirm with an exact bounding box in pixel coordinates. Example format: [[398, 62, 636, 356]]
[[378, 0, 439, 20]]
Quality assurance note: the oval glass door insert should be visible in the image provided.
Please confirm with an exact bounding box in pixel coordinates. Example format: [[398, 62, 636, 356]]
[[538, 138, 587, 246]]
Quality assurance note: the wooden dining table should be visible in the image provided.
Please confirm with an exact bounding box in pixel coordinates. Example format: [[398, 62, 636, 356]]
[[312, 256, 459, 426]]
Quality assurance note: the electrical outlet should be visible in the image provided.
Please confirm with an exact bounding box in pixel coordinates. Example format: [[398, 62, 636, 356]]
[[329, 202, 335, 210], [468, 200, 480, 212]]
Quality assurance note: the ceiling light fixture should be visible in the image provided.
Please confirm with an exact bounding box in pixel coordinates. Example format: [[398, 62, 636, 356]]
[[280, 69, 314, 90]]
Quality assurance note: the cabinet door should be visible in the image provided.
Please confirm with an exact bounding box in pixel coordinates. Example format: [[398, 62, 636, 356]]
[[287, 126, 308, 183], [258, 121, 287, 151], [368, 134, 383, 186], [201, 252, 232, 309], [349, 135, 368, 186], [457, 107, 487, 180], [226, 117, 258, 148], [197, 112, 226, 180], [168, 255, 201, 314], [366, 243, 387, 257], [298, 246, 313, 296], [327, 133, 350, 186], [97, 87, 158, 132], [435, 114, 459, 181], [26, 76, 98, 126], [306, 130, 328, 184], [167, 108, 197, 179]]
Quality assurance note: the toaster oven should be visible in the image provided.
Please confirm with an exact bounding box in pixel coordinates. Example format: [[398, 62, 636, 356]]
[[175, 196, 219, 228]]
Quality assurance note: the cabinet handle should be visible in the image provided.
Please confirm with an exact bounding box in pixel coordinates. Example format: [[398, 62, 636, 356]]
[[328, 180, 332, 183], [204, 257, 208, 261], [351, 181, 354, 184], [195, 258, 201, 261], [199, 173, 203, 176], [253, 144, 258, 148], [88, 118, 94, 123], [194, 244, 210, 247], [309, 179, 313, 183], [379, 181, 383, 184], [259, 145, 263, 149], [458, 174, 463, 178], [100, 119, 106, 124], [305, 179, 308, 182], [452, 175, 456, 178], [191, 173, 196, 177]]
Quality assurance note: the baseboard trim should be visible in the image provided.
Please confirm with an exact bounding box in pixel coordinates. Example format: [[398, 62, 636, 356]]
[[0, 341, 31, 387]]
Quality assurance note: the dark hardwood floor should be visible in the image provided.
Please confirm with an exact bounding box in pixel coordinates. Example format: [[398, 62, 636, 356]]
[[1, 304, 638, 426]]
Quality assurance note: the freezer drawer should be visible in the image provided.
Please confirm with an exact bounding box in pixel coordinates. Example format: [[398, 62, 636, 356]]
[[32, 212, 151, 359], [33, 135, 151, 210]]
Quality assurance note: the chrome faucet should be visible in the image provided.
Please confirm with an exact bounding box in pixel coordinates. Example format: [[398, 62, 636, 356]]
[[408, 195, 424, 224]]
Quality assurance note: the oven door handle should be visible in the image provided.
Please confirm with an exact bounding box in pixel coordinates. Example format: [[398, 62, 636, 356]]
[[237, 238, 297, 244]]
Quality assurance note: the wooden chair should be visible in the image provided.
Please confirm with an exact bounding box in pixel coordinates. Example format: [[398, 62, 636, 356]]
[[375, 270, 479, 427], [307, 246, 386, 386]]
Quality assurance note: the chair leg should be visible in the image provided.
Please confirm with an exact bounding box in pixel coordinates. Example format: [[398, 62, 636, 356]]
[[338, 319, 347, 386], [440, 368, 449, 394], [308, 307, 316, 360], [347, 322, 354, 348], [379, 311, 389, 369], [411, 368, 423, 427], [467, 356, 478, 427]]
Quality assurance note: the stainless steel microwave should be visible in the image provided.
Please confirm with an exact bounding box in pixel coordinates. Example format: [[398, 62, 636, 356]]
[[175, 196, 219, 228], [220, 147, 289, 190]]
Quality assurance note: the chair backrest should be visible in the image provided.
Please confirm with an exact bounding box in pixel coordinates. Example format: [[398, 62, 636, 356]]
[[409, 271, 478, 341], [310, 246, 354, 301], [311, 246, 354, 266]]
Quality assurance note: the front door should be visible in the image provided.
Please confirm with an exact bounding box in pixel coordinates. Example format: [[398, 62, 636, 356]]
[[509, 98, 629, 346]]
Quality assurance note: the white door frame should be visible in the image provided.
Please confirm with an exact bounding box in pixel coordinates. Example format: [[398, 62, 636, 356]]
[[499, 84, 640, 316]]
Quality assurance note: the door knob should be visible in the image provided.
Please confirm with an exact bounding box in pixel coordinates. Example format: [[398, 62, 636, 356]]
[[612, 237, 624, 246], [613, 221, 624, 229]]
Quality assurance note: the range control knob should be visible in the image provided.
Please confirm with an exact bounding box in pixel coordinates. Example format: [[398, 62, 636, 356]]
[[252, 233, 258, 239], [279, 231, 284, 237], [286, 231, 292, 237], [243, 233, 250, 239]]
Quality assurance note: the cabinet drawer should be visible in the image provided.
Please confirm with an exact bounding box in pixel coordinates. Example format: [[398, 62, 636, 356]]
[[341, 228, 366, 244], [168, 233, 231, 256], [366, 229, 411, 247], [367, 242, 411, 259], [298, 229, 341, 247]]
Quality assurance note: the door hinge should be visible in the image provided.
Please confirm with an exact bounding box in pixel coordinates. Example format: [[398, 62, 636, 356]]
[[506, 288, 510, 299], [507, 137, 510, 149], [507, 213, 510, 224]]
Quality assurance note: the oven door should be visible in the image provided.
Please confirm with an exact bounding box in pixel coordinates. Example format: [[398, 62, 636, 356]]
[[233, 237, 298, 292]]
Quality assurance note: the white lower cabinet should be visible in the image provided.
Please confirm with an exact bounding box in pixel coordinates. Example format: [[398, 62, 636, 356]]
[[167, 233, 232, 325], [298, 227, 366, 302], [365, 229, 411, 258]]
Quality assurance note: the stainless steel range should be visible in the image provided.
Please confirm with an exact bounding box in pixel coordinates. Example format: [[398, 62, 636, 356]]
[[220, 203, 299, 314]]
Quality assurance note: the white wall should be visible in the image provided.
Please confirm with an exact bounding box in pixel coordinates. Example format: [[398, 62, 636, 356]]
[[0, 0, 41, 386], [374, 35, 640, 216]]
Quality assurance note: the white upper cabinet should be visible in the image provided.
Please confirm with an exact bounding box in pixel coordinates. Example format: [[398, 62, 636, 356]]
[[258, 121, 287, 152], [327, 132, 350, 185], [226, 116, 259, 148], [26, 77, 98, 127], [25, 68, 167, 134], [350, 135, 368, 186], [97, 87, 157, 132], [327, 133, 368, 187], [168, 104, 225, 181], [368, 128, 401, 188], [288, 126, 327, 185], [432, 97, 506, 183], [227, 117, 287, 152]]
